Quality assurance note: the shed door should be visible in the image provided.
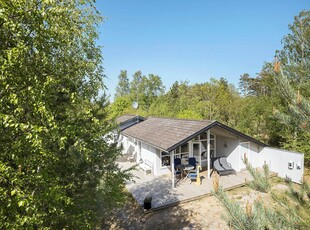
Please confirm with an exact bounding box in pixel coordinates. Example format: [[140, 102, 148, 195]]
[[239, 142, 249, 171]]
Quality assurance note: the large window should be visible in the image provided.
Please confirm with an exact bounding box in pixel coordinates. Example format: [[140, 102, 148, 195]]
[[200, 133, 216, 160], [193, 142, 201, 164], [175, 143, 189, 164], [161, 151, 170, 167]]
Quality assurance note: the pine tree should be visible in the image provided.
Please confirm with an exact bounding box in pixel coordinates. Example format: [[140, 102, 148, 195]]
[[212, 162, 310, 229], [272, 62, 310, 131], [239, 73, 250, 96], [276, 10, 310, 96]]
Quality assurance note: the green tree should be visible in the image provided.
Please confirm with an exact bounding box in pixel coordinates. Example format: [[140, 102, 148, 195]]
[[115, 70, 130, 99], [273, 63, 310, 131], [143, 74, 165, 108], [270, 11, 310, 163], [0, 1, 127, 228], [167, 80, 190, 115], [239, 73, 251, 96], [238, 73, 270, 97], [148, 81, 188, 118], [272, 63, 310, 164], [108, 95, 133, 119], [149, 79, 241, 126], [130, 70, 143, 102], [238, 11, 310, 148], [129, 71, 165, 110], [275, 10, 310, 96]]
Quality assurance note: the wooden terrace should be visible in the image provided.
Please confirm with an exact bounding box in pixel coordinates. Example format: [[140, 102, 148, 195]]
[[118, 161, 277, 212]]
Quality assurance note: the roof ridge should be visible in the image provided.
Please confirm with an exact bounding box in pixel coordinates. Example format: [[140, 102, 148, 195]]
[[120, 114, 136, 116], [147, 116, 214, 123]]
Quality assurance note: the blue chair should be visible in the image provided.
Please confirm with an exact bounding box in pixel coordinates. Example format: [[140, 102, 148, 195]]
[[174, 158, 182, 178], [187, 165, 202, 184], [174, 158, 181, 166], [188, 157, 197, 170]]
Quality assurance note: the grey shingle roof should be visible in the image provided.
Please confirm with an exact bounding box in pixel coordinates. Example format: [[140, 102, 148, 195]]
[[122, 117, 214, 151]]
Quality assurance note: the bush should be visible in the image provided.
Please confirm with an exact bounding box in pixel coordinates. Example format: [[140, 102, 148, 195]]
[[243, 156, 271, 192]]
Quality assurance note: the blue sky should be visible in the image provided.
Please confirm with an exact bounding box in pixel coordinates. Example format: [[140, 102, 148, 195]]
[[96, 1, 309, 99]]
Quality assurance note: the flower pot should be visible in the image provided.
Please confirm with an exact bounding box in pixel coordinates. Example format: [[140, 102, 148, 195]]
[[143, 196, 152, 210]]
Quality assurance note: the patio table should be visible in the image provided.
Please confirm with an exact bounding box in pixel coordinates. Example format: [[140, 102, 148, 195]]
[[175, 164, 185, 170], [183, 164, 194, 174], [176, 164, 194, 178]]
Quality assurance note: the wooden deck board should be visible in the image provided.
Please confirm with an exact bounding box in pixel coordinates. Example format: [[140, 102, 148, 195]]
[[118, 161, 277, 212]]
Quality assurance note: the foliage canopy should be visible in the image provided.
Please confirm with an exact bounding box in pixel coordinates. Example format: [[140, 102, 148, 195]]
[[0, 0, 127, 228]]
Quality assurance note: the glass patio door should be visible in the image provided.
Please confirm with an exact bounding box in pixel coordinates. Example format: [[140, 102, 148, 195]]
[[192, 142, 201, 165]]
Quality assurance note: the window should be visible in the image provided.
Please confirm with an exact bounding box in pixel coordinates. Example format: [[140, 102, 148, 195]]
[[174, 152, 181, 159], [201, 133, 216, 160], [200, 132, 208, 140], [181, 143, 189, 152], [173, 143, 189, 164], [200, 132, 215, 141], [161, 152, 170, 167], [193, 142, 201, 164]]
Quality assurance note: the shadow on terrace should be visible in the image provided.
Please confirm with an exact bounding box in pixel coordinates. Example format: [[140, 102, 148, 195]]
[[103, 158, 199, 229], [118, 159, 184, 210]]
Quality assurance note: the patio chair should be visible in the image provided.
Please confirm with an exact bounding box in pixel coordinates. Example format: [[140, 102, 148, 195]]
[[174, 158, 182, 178], [219, 157, 236, 175], [187, 165, 202, 185], [188, 157, 197, 170]]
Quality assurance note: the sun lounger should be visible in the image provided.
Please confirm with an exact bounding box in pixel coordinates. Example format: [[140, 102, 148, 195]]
[[211, 157, 236, 176], [219, 157, 236, 175]]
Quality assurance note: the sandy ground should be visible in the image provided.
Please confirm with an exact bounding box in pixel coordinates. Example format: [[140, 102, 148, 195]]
[[103, 185, 269, 230], [103, 192, 228, 230], [103, 169, 310, 230]]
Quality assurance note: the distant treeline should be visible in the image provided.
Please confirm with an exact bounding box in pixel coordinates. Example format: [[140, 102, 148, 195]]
[[109, 11, 310, 165]]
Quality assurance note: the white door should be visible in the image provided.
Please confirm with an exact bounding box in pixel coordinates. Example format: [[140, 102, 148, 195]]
[[239, 142, 249, 171]]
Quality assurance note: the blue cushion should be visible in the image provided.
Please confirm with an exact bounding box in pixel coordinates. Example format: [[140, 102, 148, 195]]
[[188, 173, 197, 178]]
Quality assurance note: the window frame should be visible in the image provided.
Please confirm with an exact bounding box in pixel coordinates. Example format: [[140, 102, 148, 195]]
[[160, 151, 170, 167]]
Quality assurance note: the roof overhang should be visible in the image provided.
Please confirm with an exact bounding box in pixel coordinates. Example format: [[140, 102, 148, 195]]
[[121, 133, 169, 153], [167, 122, 216, 152], [167, 121, 267, 152]]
